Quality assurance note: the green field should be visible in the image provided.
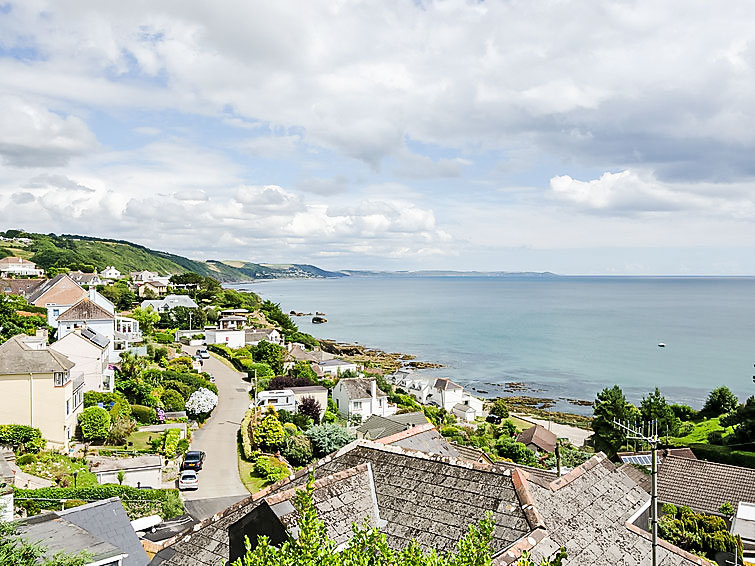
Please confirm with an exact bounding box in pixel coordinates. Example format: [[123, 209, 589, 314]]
[[669, 417, 731, 445]]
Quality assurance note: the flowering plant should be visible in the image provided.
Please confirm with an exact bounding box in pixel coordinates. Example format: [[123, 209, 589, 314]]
[[186, 387, 218, 416]]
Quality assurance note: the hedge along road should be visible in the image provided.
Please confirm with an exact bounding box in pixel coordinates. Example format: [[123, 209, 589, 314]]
[[180, 346, 249, 517]]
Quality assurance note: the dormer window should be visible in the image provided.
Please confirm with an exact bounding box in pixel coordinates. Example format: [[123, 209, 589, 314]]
[[54, 371, 69, 386]]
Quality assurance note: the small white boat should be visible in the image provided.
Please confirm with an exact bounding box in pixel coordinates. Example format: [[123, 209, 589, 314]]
[[657, 342, 666, 348]]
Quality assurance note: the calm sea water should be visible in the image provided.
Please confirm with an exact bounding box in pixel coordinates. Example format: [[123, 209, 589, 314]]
[[234, 276, 755, 413]]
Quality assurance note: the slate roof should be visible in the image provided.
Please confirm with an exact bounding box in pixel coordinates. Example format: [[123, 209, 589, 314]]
[[17, 512, 126, 564], [616, 463, 651, 493], [450, 442, 495, 465], [141, 294, 199, 310], [81, 327, 110, 349], [57, 497, 149, 566], [522, 455, 711, 566], [434, 378, 463, 391], [26, 274, 78, 304], [57, 297, 114, 321], [0, 334, 75, 374], [383, 426, 461, 458], [390, 412, 429, 426], [657, 455, 755, 516], [151, 440, 534, 566], [0, 277, 46, 297], [516, 425, 557, 453], [357, 415, 407, 440], [336, 378, 387, 400]]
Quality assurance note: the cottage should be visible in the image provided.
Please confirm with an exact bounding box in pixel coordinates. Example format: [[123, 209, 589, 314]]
[[26, 274, 89, 326], [516, 424, 558, 454], [0, 332, 81, 448], [331, 378, 395, 422], [318, 359, 358, 377], [50, 328, 114, 392], [56, 297, 116, 341], [101, 266, 121, 280], [0, 256, 44, 277], [140, 294, 199, 312], [218, 315, 246, 330], [205, 327, 245, 349], [0, 277, 46, 298], [138, 280, 168, 297], [130, 270, 159, 282], [68, 270, 103, 287], [245, 327, 282, 346]]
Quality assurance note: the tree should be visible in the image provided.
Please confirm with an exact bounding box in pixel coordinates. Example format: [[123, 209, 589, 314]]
[[282, 435, 314, 467], [131, 306, 159, 335], [78, 406, 111, 442], [640, 388, 681, 437], [290, 361, 317, 381], [490, 398, 510, 418], [253, 340, 286, 375], [298, 396, 322, 424], [268, 375, 313, 390], [702, 386, 739, 417], [255, 407, 285, 452], [160, 305, 206, 330], [495, 436, 537, 466], [721, 395, 755, 443], [591, 385, 639, 458], [0, 295, 50, 345], [117, 470, 126, 485], [97, 281, 136, 311], [306, 424, 355, 457]]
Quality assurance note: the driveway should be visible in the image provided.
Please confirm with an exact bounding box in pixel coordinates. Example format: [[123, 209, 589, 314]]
[[180, 347, 249, 516]]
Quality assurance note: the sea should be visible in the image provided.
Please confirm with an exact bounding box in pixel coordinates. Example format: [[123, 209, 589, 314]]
[[231, 276, 755, 414]]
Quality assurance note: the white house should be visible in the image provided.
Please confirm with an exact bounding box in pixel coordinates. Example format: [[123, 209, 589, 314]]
[[56, 297, 115, 342], [331, 378, 395, 423], [101, 266, 121, 280], [50, 328, 114, 393], [87, 455, 162, 488], [245, 327, 282, 346], [255, 389, 297, 413], [140, 294, 198, 312], [318, 359, 358, 377], [0, 257, 44, 277], [289, 385, 329, 421], [68, 271, 103, 288], [130, 270, 159, 282], [205, 327, 245, 349], [388, 371, 484, 421]]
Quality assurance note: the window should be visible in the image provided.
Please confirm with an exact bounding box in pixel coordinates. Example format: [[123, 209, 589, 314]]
[[52, 309, 59, 317], [353, 401, 362, 410], [54, 372, 68, 386], [66, 399, 70, 415]]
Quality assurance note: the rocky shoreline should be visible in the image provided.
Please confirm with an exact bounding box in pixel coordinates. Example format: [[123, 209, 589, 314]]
[[317, 338, 444, 374]]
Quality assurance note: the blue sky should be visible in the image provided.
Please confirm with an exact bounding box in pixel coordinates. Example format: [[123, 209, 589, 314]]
[[1, 1, 754, 274]]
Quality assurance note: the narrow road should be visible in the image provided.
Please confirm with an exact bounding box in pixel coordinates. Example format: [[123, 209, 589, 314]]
[[180, 347, 249, 517]]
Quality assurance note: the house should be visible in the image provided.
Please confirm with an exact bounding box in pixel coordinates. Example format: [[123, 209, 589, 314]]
[[256, 389, 297, 413], [87, 455, 162, 489], [372, 422, 460, 458], [356, 412, 428, 440], [56, 297, 116, 342], [218, 315, 246, 330], [101, 266, 121, 280], [657, 454, 755, 516], [138, 280, 168, 297], [0, 256, 44, 277], [69, 270, 103, 287], [130, 270, 159, 283], [0, 332, 82, 448], [286, 342, 333, 363], [205, 327, 245, 349], [16, 497, 148, 566], [731, 502, 755, 557], [113, 316, 142, 356], [152, 442, 707, 566], [386, 371, 484, 420], [140, 294, 199, 312], [318, 359, 358, 377], [289, 385, 329, 420], [26, 274, 89, 325], [516, 425, 558, 454], [0, 277, 46, 298], [50, 328, 114, 392], [331, 378, 395, 422], [246, 327, 283, 346]]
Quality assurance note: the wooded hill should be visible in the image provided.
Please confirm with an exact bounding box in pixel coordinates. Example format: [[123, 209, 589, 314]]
[[0, 230, 344, 282]]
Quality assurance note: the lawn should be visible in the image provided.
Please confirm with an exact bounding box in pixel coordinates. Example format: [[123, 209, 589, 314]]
[[19, 452, 98, 488], [669, 417, 732, 445], [126, 430, 160, 451], [237, 448, 270, 494], [506, 416, 535, 432]]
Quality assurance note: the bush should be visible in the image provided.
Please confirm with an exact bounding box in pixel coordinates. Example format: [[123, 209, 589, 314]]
[[131, 404, 156, 424], [490, 398, 510, 418], [254, 455, 290, 483], [176, 438, 190, 456], [0, 424, 44, 452], [240, 409, 256, 460], [282, 435, 313, 467], [155, 332, 174, 344], [707, 430, 726, 445], [185, 388, 218, 419], [78, 406, 111, 442], [107, 415, 136, 446], [163, 380, 193, 400], [662, 503, 677, 517], [677, 422, 695, 436], [670, 404, 697, 421], [63, 499, 86, 509], [15, 454, 37, 466], [268, 375, 313, 390], [305, 424, 355, 457], [163, 429, 181, 458], [495, 436, 537, 466], [161, 389, 186, 412], [255, 408, 285, 452], [278, 410, 313, 431], [298, 396, 322, 424], [84, 391, 127, 409]]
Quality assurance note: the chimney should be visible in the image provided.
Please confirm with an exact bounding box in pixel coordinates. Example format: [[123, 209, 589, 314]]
[[89, 286, 97, 301], [371, 380, 377, 400]]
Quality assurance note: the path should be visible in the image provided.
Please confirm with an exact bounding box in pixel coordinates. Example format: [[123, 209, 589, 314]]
[[180, 346, 249, 518], [512, 413, 593, 447]]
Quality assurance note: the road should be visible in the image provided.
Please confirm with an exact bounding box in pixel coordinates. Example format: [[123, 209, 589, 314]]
[[180, 346, 249, 518]]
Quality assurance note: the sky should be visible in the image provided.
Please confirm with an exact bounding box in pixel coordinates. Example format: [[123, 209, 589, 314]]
[[1, 1, 755, 274]]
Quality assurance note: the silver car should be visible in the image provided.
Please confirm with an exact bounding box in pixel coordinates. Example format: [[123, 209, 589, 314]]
[[178, 470, 198, 490]]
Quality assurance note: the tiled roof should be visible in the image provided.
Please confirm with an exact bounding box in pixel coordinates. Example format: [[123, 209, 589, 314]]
[[450, 442, 495, 465], [357, 415, 408, 440], [336, 378, 387, 400], [516, 425, 557, 453], [0, 278, 46, 297], [434, 378, 463, 391], [57, 297, 114, 321], [616, 463, 651, 493], [390, 412, 429, 426], [0, 334, 74, 374], [382, 426, 460, 458], [657, 455, 755, 516], [26, 274, 69, 303], [57, 497, 149, 566]]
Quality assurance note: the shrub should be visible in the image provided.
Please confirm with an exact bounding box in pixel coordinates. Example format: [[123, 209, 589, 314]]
[[163, 429, 181, 458], [298, 396, 322, 424], [16, 454, 37, 466], [305, 424, 355, 457], [176, 438, 190, 456], [161, 389, 186, 412], [155, 332, 174, 344], [670, 403, 697, 421], [662, 503, 678, 517], [0, 424, 44, 452], [185, 388, 218, 418], [107, 415, 136, 446], [719, 502, 735, 516], [677, 422, 695, 436], [268, 375, 313, 390], [707, 430, 726, 445], [495, 436, 537, 466], [490, 398, 510, 418], [282, 435, 313, 467], [131, 404, 156, 424], [84, 391, 127, 408], [255, 408, 285, 452], [63, 499, 86, 509], [254, 455, 290, 483], [163, 380, 193, 400], [78, 406, 111, 442], [278, 410, 313, 431], [240, 409, 256, 460], [283, 423, 299, 438]]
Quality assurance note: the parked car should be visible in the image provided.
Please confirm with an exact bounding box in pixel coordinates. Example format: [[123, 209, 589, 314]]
[[485, 414, 502, 424], [197, 349, 210, 359], [178, 470, 198, 490], [182, 450, 206, 471]]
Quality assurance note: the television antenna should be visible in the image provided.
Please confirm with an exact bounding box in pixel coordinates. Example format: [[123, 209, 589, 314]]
[[614, 419, 660, 566]]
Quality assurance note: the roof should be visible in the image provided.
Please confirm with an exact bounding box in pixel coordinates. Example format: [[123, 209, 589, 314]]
[[434, 378, 463, 391], [141, 294, 198, 310], [27, 273, 84, 304], [288, 385, 328, 394], [336, 378, 387, 400], [390, 412, 429, 426], [68, 271, 101, 284], [320, 359, 356, 367], [618, 448, 697, 467], [88, 455, 163, 473], [0, 256, 36, 267], [0, 278, 46, 296], [380, 425, 460, 458], [732, 501, 755, 544], [57, 497, 149, 566], [56, 297, 114, 321], [0, 334, 75, 374], [516, 425, 557, 453], [524, 455, 709, 566], [450, 442, 495, 465], [657, 455, 755, 515], [357, 415, 410, 440], [453, 402, 475, 413], [617, 463, 651, 493], [17, 512, 125, 564], [151, 440, 535, 566], [80, 327, 110, 349]]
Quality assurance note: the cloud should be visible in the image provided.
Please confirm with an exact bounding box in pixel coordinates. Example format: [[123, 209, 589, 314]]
[[0, 95, 97, 167], [24, 174, 95, 192], [295, 175, 349, 196]]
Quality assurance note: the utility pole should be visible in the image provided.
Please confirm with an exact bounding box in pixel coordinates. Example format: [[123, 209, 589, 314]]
[[614, 419, 659, 566]]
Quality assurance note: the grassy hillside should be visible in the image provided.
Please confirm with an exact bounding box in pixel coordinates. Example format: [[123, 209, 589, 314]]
[[1, 231, 344, 282]]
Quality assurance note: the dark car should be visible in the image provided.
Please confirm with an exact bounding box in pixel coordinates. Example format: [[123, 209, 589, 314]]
[[181, 450, 206, 471], [485, 414, 502, 424]]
